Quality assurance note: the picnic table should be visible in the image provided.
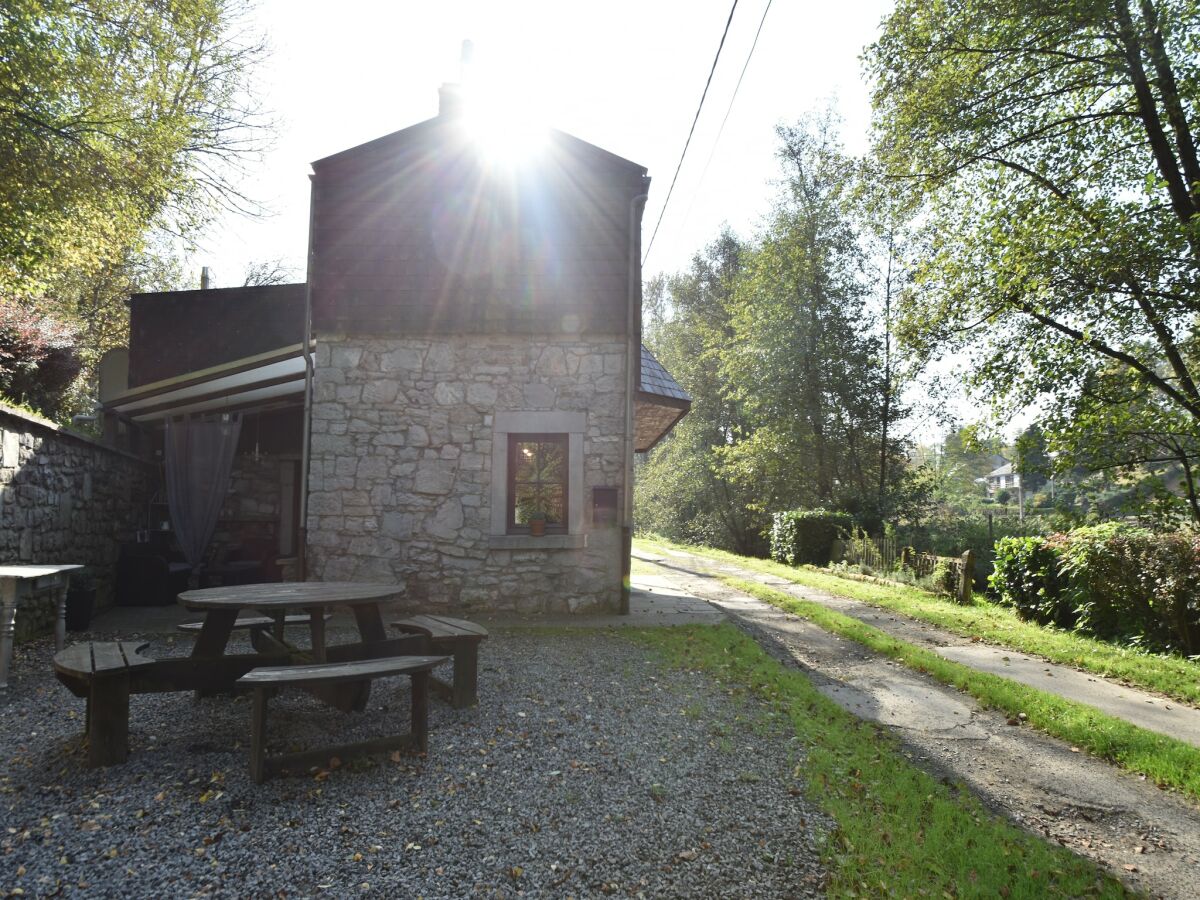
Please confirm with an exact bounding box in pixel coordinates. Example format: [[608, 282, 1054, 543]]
[[1, 564, 83, 688], [56, 580, 437, 768], [177, 581, 401, 662]]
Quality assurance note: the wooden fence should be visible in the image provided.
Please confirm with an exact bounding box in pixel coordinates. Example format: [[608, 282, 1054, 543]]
[[834, 532, 974, 604]]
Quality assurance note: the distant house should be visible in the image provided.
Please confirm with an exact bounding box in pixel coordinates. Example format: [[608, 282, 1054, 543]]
[[102, 85, 690, 615], [985, 461, 1020, 496]]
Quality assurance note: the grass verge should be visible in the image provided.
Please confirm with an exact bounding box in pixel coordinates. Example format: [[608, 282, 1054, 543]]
[[720, 574, 1200, 803], [635, 536, 1200, 707], [634, 624, 1129, 898]]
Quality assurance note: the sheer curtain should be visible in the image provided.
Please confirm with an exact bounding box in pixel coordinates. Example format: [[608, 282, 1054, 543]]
[[164, 414, 242, 569]]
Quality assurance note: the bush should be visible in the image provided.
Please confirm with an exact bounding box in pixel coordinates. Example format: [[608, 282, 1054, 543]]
[[990, 525, 1200, 656], [771, 509, 853, 566], [991, 536, 1073, 627], [0, 299, 80, 418]]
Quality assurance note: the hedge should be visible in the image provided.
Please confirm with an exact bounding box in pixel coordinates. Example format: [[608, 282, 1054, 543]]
[[990, 524, 1200, 656], [770, 509, 853, 567]]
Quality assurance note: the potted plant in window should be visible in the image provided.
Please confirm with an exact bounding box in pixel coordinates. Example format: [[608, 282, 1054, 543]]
[[528, 510, 548, 537], [65, 569, 96, 632]]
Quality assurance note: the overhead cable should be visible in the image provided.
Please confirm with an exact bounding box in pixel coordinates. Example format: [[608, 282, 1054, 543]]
[[642, 0, 741, 267], [682, 0, 775, 226]]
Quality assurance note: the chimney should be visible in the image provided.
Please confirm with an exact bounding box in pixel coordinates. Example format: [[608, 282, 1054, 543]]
[[439, 83, 465, 118], [200, 266, 210, 290], [439, 40, 474, 118]]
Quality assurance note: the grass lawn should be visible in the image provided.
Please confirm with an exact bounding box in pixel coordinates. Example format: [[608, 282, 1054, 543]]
[[719, 574, 1200, 804], [635, 624, 1129, 898], [635, 536, 1200, 708]]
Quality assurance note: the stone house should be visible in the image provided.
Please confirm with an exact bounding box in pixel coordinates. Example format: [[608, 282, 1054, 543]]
[[103, 88, 689, 615]]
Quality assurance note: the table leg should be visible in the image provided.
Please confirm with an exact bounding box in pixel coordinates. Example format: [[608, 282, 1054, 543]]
[[55, 578, 68, 651], [307, 606, 327, 662], [352, 603, 387, 643], [0, 579, 15, 689], [189, 609, 239, 659], [411, 670, 430, 752], [88, 672, 131, 767]]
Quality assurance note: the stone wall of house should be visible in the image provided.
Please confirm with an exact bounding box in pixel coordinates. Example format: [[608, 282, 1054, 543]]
[[0, 404, 155, 638], [305, 334, 628, 614]]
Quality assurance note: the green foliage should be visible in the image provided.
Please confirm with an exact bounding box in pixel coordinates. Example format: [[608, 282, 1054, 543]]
[[991, 536, 1073, 627], [1, 0, 267, 297], [991, 526, 1200, 656], [866, 0, 1200, 522], [928, 557, 956, 598], [770, 508, 852, 566]]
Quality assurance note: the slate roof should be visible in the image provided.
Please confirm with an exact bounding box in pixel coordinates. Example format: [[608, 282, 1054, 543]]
[[640, 346, 691, 403], [987, 463, 1015, 478]]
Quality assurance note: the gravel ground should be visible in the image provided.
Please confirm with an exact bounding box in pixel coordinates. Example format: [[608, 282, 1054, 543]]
[[1, 627, 829, 898]]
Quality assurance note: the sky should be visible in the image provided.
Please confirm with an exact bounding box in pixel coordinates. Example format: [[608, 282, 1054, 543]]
[[194, 0, 894, 290]]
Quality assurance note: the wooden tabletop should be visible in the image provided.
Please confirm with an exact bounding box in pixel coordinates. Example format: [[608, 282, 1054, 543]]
[[178, 581, 402, 610]]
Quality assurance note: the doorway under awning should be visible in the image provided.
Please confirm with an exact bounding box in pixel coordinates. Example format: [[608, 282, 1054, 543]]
[[103, 343, 310, 585], [634, 346, 691, 452], [103, 344, 308, 424]]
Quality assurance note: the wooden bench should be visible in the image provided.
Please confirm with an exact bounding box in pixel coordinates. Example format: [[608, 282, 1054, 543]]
[[53, 641, 157, 767], [237, 655, 448, 783], [390, 615, 488, 708]]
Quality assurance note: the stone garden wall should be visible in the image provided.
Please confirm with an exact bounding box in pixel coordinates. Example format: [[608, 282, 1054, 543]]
[[305, 334, 628, 614], [0, 404, 154, 637]]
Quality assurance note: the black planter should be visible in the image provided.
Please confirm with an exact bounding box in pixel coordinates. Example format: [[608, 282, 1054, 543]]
[[65, 589, 96, 632]]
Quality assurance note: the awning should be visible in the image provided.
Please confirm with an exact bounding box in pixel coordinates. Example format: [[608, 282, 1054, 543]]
[[635, 345, 691, 452], [104, 344, 308, 423]]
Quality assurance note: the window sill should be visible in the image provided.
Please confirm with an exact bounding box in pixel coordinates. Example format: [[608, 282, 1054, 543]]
[[488, 533, 588, 551]]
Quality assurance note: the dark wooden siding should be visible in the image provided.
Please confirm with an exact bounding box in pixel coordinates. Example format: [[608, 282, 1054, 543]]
[[128, 284, 306, 387], [310, 120, 646, 336]]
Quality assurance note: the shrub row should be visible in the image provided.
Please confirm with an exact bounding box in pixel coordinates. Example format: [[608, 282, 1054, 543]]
[[770, 509, 853, 566], [991, 523, 1200, 656]]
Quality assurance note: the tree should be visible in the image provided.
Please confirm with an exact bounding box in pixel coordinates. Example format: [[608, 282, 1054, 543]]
[[866, 0, 1200, 519], [720, 113, 917, 530], [0, 0, 269, 299], [637, 113, 927, 551], [636, 230, 766, 554]]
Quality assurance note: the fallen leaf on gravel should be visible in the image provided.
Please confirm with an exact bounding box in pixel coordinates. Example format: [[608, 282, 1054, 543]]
[[390, 751, 402, 763], [1134, 846, 1145, 854], [677, 849, 698, 861], [1123, 864, 1138, 872]]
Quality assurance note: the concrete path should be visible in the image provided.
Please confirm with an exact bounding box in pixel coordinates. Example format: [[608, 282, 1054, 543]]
[[643, 546, 1200, 747], [633, 547, 1200, 899]]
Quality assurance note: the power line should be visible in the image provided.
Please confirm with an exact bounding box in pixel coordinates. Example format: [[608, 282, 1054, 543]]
[[682, 0, 775, 226], [642, 0, 741, 267]]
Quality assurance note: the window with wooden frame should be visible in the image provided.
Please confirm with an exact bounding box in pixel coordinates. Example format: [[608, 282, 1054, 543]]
[[507, 433, 569, 533]]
